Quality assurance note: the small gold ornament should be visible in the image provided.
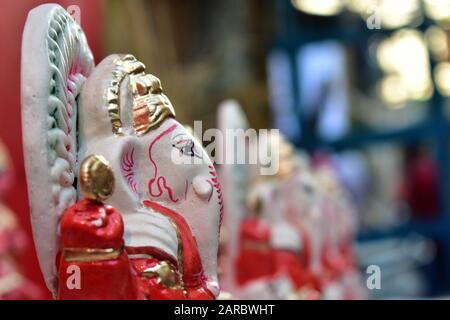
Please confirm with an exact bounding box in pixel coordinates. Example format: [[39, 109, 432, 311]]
[[142, 260, 179, 288], [79, 155, 115, 202]]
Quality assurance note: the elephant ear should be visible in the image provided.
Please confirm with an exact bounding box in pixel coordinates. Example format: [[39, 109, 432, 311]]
[[216, 99, 251, 292], [21, 4, 94, 295]]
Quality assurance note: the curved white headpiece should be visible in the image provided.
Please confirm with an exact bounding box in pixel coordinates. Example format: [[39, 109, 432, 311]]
[[216, 99, 251, 292], [21, 4, 94, 293]]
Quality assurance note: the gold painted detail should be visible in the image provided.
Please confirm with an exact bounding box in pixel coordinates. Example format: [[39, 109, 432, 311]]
[[107, 54, 176, 136], [142, 261, 180, 289], [167, 218, 184, 280], [79, 155, 115, 202], [140, 203, 185, 292], [63, 247, 123, 262], [242, 240, 270, 251]]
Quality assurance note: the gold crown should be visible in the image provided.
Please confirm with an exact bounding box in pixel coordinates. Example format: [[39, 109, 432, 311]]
[[106, 54, 176, 136]]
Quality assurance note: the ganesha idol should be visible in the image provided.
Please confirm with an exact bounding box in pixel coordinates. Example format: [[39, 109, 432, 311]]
[[314, 162, 366, 300], [282, 156, 366, 300], [21, 4, 222, 299], [217, 101, 315, 299], [279, 155, 328, 296]]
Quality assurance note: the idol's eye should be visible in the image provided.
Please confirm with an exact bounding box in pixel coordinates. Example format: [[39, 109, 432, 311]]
[[172, 134, 202, 159]]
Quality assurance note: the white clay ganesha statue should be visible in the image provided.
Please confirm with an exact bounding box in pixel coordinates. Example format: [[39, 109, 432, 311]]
[[21, 4, 222, 299]]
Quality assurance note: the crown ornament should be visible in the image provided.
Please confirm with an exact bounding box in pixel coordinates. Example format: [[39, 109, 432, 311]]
[[106, 54, 176, 136]]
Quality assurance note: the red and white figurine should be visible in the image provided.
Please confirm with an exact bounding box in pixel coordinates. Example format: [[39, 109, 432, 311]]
[[22, 4, 222, 300]]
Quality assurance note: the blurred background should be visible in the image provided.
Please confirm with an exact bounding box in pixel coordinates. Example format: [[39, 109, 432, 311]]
[[2, 0, 450, 299]]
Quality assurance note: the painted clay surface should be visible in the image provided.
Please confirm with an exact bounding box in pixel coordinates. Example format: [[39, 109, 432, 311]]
[[22, 4, 221, 299], [21, 4, 94, 293]]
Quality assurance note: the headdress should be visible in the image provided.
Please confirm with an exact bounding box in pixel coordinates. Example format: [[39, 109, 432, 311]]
[[107, 54, 176, 136]]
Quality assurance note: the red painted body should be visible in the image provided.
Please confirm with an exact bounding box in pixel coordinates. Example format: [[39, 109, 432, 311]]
[[235, 217, 277, 285], [57, 198, 214, 300], [235, 217, 321, 298]]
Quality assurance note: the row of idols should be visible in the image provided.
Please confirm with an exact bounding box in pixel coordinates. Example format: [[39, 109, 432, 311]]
[[217, 100, 366, 300], [15, 4, 365, 299]]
